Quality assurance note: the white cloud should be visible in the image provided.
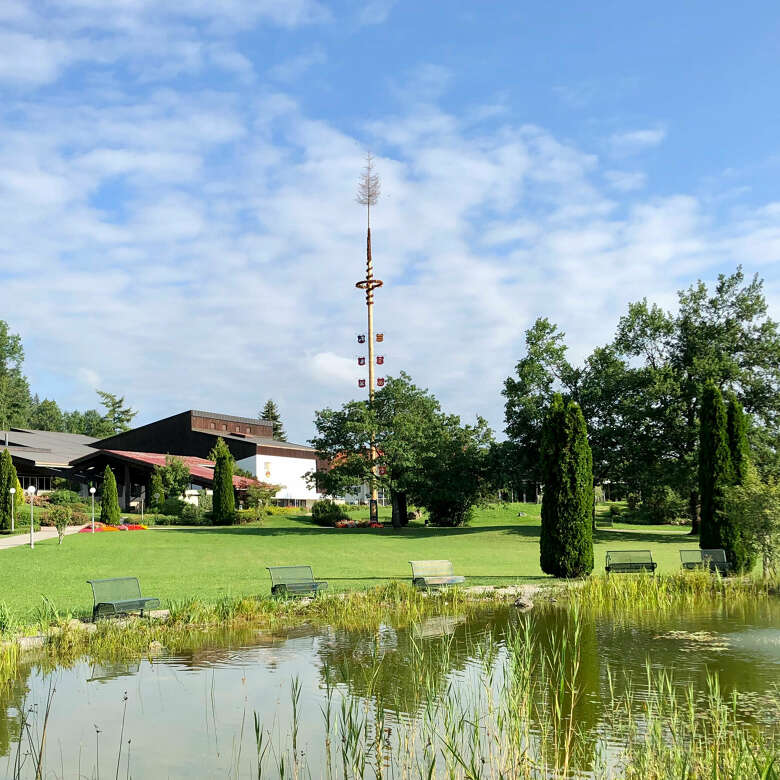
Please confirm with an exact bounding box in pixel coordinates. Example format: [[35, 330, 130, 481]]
[[358, 0, 397, 25], [0, 10, 776, 446], [604, 170, 647, 192], [269, 48, 327, 83], [609, 127, 667, 156]]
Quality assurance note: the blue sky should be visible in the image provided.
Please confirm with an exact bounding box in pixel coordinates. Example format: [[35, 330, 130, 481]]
[[1, 0, 779, 444]]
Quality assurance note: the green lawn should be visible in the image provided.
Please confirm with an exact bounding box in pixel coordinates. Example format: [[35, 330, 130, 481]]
[[0, 503, 697, 620]]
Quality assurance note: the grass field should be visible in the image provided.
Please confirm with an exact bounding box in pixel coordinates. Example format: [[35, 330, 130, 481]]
[[0, 502, 697, 620]]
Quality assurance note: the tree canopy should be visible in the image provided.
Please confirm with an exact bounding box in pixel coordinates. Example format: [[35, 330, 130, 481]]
[[310, 373, 493, 527], [503, 268, 780, 527]]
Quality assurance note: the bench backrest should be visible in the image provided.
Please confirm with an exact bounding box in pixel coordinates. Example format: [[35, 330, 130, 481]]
[[680, 548, 727, 565], [409, 560, 455, 579], [606, 550, 654, 566], [267, 566, 315, 586], [702, 548, 727, 564], [88, 577, 141, 604]]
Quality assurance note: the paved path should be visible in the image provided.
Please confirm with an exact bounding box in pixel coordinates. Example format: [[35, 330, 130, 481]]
[[0, 526, 82, 550]]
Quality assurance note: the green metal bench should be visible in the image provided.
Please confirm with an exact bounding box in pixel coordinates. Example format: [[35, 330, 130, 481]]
[[267, 566, 328, 597], [605, 550, 657, 574], [680, 548, 729, 575], [409, 560, 465, 589], [87, 577, 160, 622]]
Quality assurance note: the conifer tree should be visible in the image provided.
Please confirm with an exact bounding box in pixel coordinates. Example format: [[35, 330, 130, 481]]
[[724, 393, 756, 571], [726, 394, 750, 486], [99, 465, 120, 526], [260, 400, 287, 441], [698, 382, 753, 569], [539, 394, 594, 577], [211, 437, 235, 525], [149, 469, 164, 509], [0, 448, 13, 531]]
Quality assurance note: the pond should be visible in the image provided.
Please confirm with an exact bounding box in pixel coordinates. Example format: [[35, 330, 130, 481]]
[[2, 597, 779, 778]]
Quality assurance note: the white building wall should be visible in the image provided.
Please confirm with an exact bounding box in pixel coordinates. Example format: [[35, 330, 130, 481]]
[[236, 454, 320, 501]]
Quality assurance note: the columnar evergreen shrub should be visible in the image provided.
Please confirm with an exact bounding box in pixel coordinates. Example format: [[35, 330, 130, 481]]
[[0, 449, 13, 531], [211, 438, 235, 525], [99, 465, 121, 526], [699, 382, 752, 570], [725, 393, 756, 571], [726, 394, 751, 486], [149, 470, 164, 509], [539, 394, 594, 578]]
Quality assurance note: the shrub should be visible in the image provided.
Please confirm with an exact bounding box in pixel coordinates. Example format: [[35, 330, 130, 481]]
[[147, 514, 179, 526], [539, 394, 594, 578], [47, 489, 83, 505], [197, 492, 213, 514], [266, 505, 302, 516], [71, 510, 88, 526], [99, 466, 120, 526], [160, 497, 186, 517], [626, 492, 640, 511], [180, 502, 211, 525], [639, 486, 687, 525], [212, 438, 235, 525], [311, 500, 349, 527], [608, 505, 622, 517], [45, 505, 72, 544]]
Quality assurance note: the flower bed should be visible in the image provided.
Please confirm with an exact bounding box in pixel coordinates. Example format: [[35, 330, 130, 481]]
[[77, 523, 147, 533], [334, 520, 384, 529]]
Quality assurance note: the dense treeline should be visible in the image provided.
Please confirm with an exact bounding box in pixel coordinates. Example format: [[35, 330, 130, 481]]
[[502, 268, 780, 528], [0, 320, 136, 437]]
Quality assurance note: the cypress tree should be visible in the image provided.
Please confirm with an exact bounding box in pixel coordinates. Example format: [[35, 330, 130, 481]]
[[0, 448, 12, 531], [99, 465, 120, 526], [149, 469, 164, 509], [540, 394, 594, 578], [698, 383, 736, 555], [211, 437, 235, 525], [724, 393, 756, 571], [726, 394, 750, 486]]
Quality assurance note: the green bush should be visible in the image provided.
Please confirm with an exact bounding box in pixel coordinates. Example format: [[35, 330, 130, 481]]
[[311, 499, 349, 527], [146, 514, 179, 526], [160, 497, 186, 517], [626, 493, 640, 511], [608, 505, 622, 517], [639, 486, 688, 525], [180, 502, 212, 525], [44, 504, 71, 543], [266, 504, 303, 516], [47, 489, 83, 505], [99, 466, 121, 526]]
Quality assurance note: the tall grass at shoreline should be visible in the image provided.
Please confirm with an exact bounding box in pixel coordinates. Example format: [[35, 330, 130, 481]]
[[248, 606, 778, 779]]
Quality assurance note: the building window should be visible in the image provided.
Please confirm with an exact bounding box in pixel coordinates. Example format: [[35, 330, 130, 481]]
[[246, 427, 251, 433], [236, 426, 240, 432], [222, 424, 227, 430], [210, 423, 215, 429]]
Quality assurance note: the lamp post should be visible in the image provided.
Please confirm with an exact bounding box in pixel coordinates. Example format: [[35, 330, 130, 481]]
[[27, 485, 36, 549], [90, 486, 96, 533], [9, 487, 15, 532]]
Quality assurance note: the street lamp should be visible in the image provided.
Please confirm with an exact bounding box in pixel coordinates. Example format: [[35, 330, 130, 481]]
[[9, 487, 15, 532], [27, 485, 36, 549], [90, 486, 97, 533]]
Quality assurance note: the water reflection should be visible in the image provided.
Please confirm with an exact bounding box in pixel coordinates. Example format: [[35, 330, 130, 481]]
[[1, 598, 778, 777]]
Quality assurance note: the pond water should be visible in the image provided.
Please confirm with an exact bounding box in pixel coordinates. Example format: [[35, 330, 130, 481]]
[[1, 598, 779, 778]]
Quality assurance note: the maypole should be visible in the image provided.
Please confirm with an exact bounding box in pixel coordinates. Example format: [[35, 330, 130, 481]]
[[355, 153, 384, 525]]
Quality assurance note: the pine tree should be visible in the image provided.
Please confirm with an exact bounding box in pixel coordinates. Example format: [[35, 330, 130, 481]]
[[539, 394, 594, 578], [211, 437, 235, 525], [99, 465, 120, 526], [698, 382, 746, 566], [0, 448, 13, 531], [260, 400, 286, 441]]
